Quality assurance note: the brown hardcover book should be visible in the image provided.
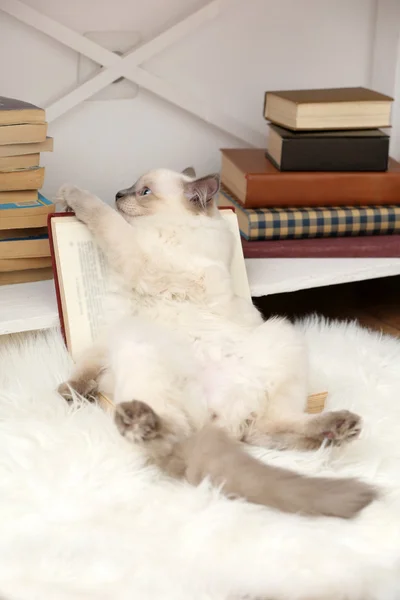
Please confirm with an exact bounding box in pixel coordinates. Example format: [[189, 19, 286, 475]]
[[241, 235, 400, 258], [0, 256, 52, 272], [0, 190, 38, 203], [0, 123, 48, 146], [0, 266, 53, 286], [220, 149, 400, 208], [263, 87, 393, 130], [0, 227, 50, 259], [0, 166, 45, 192], [0, 97, 45, 126], [267, 124, 389, 172], [0, 153, 40, 171], [0, 137, 53, 158]]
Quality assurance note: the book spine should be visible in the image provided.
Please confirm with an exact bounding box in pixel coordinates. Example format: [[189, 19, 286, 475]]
[[245, 172, 400, 208], [279, 137, 389, 172], [241, 235, 400, 258]]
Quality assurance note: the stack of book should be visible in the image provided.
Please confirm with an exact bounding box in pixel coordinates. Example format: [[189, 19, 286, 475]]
[[0, 97, 54, 285], [218, 87, 400, 258]]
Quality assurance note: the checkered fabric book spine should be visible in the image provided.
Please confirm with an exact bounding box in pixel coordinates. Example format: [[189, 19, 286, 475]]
[[219, 186, 400, 241]]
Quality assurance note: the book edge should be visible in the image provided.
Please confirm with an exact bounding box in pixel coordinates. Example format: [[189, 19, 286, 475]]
[[48, 212, 74, 348], [264, 87, 394, 104]]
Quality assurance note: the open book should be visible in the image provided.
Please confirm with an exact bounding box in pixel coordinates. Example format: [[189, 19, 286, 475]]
[[49, 209, 251, 361]]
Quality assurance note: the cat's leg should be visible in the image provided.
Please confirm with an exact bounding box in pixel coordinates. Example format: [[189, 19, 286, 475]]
[[56, 184, 142, 279], [212, 316, 310, 440], [243, 316, 310, 414], [58, 343, 107, 402], [238, 316, 362, 450], [244, 410, 362, 450]]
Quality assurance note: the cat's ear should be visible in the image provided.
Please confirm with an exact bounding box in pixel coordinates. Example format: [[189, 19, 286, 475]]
[[183, 174, 220, 210], [182, 166, 196, 178]]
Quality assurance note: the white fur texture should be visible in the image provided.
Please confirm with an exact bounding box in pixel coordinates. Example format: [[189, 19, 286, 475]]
[[1, 319, 400, 600]]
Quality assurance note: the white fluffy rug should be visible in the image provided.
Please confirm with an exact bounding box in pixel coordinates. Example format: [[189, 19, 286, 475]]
[[1, 319, 400, 600]]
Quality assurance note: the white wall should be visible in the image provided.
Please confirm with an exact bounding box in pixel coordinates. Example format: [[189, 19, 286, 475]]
[[0, 0, 399, 204]]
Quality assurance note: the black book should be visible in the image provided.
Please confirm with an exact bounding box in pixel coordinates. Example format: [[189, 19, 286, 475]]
[[266, 123, 389, 172]]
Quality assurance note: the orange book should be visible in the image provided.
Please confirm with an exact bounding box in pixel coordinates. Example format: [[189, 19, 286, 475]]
[[220, 149, 400, 208]]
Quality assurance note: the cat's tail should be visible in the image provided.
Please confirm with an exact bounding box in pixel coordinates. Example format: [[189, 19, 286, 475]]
[[251, 464, 378, 519], [183, 426, 378, 519]]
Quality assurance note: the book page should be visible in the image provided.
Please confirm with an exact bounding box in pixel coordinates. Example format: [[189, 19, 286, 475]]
[[219, 209, 251, 302], [52, 211, 251, 360], [51, 217, 111, 360]]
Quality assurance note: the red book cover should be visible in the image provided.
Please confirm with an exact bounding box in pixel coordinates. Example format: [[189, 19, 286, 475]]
[[47, 212, 74, 347], [241, 235, 400, 258]]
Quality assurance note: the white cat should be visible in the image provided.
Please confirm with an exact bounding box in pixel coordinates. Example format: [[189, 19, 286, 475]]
[[57, 168, 362, 453]]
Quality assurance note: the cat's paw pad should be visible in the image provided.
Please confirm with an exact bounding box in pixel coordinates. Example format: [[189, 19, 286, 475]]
[[57, 378, 97, 403], [318, 410, 362, 445], [114, 400, 160, 442]]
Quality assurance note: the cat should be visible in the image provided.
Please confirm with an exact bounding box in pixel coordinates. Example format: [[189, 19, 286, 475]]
[[56, 167, 373, 513], [114, 400, 376, 519]]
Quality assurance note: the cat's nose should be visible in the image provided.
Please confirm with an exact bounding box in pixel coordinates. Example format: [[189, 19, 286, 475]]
[[115, 190, 126, 202]]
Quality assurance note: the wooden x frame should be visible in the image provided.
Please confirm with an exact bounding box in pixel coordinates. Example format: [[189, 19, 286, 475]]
[[1, 0, 263, 145]]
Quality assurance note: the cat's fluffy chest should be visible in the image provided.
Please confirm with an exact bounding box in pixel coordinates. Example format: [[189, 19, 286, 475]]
[[122, 295, 259, 350]]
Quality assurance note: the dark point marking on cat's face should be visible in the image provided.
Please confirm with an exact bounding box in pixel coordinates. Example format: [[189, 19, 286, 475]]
[[181, 166, 196, 178], [183, 173, 220, 215]]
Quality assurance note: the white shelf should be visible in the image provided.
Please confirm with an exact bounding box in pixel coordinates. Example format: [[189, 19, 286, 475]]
[[0, 279, 59, 336], [1, 258, 400, 336], [246, 258, 400, 297]]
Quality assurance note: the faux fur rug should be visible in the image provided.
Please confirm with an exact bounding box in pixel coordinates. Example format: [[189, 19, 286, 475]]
[[1, 319, 400, 600]]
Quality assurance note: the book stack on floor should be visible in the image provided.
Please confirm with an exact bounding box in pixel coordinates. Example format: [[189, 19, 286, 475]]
[[218, 87, 400, 258], [0, 97, 54, 285]]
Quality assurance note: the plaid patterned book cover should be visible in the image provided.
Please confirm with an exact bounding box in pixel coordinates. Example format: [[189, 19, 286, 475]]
[[218, 186, 400, 241]]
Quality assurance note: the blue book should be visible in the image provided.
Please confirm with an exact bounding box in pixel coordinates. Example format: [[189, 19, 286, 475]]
[[0, 192, 54, 230]]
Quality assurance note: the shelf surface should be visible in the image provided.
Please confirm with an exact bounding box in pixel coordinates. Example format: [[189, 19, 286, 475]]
[[1, 258, 400, 335], [246, 257, 400, 297]]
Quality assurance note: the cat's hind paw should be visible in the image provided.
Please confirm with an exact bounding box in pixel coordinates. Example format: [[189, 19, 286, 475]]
[[310, 410, 362, 446], [114, 400, 161, 443], [57, 378, 98, 403]]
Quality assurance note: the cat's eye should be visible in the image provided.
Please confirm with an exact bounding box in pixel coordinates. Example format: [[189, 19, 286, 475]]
[[140, 187, 151, 196]]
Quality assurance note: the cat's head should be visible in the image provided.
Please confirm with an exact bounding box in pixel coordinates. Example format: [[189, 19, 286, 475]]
[[115, 167, 220, 221]]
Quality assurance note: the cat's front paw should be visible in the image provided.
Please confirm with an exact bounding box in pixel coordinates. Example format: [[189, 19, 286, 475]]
[[114, 400, 161, 443], [55, 184, 84, 213]]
